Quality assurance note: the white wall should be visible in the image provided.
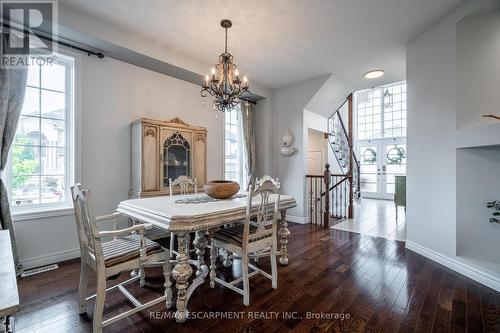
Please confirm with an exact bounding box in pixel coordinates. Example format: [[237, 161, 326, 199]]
[[271, 75, 330, 219], [406, 0, 500, 291], [254, 97, 274, 177], [457, 9, 500, 129]]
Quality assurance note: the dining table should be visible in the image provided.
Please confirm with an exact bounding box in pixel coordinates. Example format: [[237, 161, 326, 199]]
[[117, 192, 296, 323]]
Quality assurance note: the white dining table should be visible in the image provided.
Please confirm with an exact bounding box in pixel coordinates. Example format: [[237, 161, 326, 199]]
[[117, 192, 296, 322]]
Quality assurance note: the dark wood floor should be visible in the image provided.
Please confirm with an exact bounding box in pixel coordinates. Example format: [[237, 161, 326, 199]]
[[15, 224, 500, 333]]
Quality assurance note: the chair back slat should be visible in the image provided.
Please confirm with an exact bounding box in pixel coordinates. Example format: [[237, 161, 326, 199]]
[[71, 184, 102, 259], [244, 176, 280, 244], [169, 175, 197, 196]]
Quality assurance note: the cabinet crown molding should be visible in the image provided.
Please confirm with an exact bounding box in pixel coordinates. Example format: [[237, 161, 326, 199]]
[[131, 117, 207, 133]]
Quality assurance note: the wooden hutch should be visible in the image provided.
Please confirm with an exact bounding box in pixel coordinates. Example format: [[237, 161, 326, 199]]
[[130, 117, 207, 198]]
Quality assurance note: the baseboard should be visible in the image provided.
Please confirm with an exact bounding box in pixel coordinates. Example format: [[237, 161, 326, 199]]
[[406, 241, 500, 292], [20, 248, 81, 270], [286, 215, 309, 224]]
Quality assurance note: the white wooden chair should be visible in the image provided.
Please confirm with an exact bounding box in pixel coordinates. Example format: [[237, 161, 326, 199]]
[[169, 175, 197, 197], [71, 184, 172, 333], [142, 175, 197, 258], [209, 176, 280, 306], [168, 176, 197, 257]]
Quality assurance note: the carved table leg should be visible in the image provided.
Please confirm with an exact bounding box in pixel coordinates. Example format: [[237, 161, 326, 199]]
[[193, 230, 208, 277], [171, 233, 193, 323], [278, 210, 290, 266], [164, 249, 172, 309]]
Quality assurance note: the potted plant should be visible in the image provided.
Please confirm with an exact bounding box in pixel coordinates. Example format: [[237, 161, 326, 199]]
[[486, 201, 500, 224]]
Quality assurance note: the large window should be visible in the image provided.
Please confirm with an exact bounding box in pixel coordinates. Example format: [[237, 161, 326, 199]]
[[356, 82, 407, 140], [224, 105, 245, 186], [355, 82, 407, 199], [5, 54, 75, 213]]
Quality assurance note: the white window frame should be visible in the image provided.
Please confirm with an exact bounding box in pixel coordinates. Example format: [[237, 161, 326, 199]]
[[4, 50, 79, 221], [355, 81, 407, 141], [223, 105, 245, 187]]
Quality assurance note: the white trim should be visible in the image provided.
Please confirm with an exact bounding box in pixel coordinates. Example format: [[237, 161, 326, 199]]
[[406, 241, 500, 292], [12, 206, 74, 222], [286, 215, 309, 224], [20, 248, 80, 270]]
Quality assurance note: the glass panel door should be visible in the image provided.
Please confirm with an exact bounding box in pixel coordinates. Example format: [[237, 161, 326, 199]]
[[359, 144, 378, 197], [358, 139, 406, 199], [383, 140, 406, 198]]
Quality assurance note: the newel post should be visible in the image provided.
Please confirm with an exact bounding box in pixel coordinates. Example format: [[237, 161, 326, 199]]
[[323, 164, 331, 227]]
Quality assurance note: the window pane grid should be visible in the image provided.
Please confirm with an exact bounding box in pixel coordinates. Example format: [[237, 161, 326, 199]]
[[356, 82, 407, 140], [9, 57, 73, 210], [224, 106, 244, 185]]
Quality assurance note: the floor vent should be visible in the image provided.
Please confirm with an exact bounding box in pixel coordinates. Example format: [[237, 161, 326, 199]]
[[21, 264, 59, 277]]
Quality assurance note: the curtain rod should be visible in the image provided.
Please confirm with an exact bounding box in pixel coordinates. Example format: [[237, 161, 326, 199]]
[[1, 22, 105, 58]]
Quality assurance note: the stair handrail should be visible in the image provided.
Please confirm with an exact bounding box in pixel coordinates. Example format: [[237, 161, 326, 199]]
[[317, 176, 349, 199], [325, 93, 361, 218]]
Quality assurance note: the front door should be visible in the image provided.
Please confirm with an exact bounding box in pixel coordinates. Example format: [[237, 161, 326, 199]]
[[358, 138, 406, 199]]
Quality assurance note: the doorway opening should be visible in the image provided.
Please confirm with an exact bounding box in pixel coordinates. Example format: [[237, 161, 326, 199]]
[[332, 81, 407, 241]]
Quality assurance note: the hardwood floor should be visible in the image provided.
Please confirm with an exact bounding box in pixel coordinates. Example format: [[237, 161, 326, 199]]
[[15, 224, 499, 333]]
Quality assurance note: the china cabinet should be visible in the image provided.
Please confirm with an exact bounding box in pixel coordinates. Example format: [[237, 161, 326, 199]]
[[130, 117, 207, 198]]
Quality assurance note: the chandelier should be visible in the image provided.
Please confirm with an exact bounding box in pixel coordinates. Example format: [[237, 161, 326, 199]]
[[201, 19, 249, 112]]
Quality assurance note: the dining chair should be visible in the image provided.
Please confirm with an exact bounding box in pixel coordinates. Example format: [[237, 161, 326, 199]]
[[143, 175, 198, 258], [71, 184, 172, 333], [209, 176, 280, 306], [169, 175, 197, 196], [168, 175, 197, 256]]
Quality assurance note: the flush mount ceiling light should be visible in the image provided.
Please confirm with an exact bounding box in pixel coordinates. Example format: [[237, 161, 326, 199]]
[[364, 70, 385, 79], [201, 19, 249, 113]]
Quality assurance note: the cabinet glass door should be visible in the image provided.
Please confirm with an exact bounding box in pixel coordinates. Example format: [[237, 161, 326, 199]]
[[163, 132, 191, 187]]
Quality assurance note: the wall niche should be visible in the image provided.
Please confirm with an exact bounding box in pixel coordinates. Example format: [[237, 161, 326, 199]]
[[456, 146, 500, 265]]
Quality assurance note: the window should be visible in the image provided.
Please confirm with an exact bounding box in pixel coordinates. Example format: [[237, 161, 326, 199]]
[[356, 82, 407, 140], [383, 83, 407, 138], [224, 105, 245, 186], [6, 53, 75, 214]]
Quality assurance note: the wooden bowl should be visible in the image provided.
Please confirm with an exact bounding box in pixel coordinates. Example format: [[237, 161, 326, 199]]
[[203, 180, 240, 199]]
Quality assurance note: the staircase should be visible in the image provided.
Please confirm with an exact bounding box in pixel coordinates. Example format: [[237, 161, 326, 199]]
[[306, 94, 360, 226]]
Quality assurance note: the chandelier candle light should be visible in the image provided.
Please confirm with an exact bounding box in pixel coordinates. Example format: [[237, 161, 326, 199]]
[[201, 19, 249, 113]]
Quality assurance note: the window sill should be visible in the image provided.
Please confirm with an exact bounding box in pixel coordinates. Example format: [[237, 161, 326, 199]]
[[12, 206, 74, 222]]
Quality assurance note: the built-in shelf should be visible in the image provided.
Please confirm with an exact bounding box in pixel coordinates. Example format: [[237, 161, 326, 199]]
[[456, 145, 500, 267], [456, 122, 500, 149]]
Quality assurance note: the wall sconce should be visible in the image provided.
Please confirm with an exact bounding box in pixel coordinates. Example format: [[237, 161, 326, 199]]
[[280, 129, 296, 156]]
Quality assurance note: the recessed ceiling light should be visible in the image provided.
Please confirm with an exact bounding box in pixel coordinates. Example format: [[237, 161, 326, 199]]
[[364, 70, 384, 79]]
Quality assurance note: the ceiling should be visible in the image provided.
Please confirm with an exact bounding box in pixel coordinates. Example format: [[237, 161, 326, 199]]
[[61, 0, 463, 90]]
